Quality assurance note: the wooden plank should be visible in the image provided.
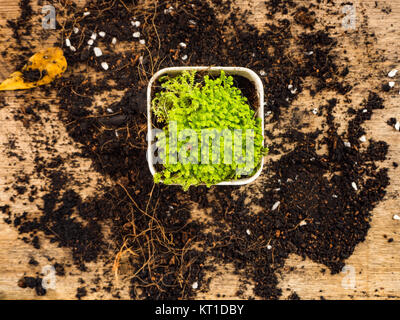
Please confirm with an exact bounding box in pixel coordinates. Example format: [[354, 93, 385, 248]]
[[0, 0, 400, 300]]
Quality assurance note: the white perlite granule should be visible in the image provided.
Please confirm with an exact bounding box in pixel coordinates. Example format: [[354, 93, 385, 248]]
[[93, 47, 102, 57], [133, 32, 140, 38], [271, 201, 280, 211], [388, 69, 398, 77], [101, 62, 109, 70]]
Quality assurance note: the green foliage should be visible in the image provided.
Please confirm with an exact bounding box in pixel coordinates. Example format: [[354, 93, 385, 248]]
[[152, 70, 267, 190]]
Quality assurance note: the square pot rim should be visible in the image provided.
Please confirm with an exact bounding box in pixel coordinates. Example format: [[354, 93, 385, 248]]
[[147, 66, 265, 187]]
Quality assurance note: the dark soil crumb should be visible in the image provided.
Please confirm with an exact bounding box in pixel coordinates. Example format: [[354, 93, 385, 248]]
[[28, 257, 39, 266], [387, 117, 399, 131], [76, 287, 87, 300], [17, 276, 46, 296], [54, 263, 65, 277], [22, 69, 46, 82], [0, 0, 393, 300], [288, 292, 300, 300]]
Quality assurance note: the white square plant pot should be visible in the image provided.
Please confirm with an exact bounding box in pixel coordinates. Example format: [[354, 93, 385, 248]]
[[147, 66, 265, 186]]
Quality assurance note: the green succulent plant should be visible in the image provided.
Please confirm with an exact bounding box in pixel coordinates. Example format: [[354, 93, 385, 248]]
[[151, 70, 267, 190]]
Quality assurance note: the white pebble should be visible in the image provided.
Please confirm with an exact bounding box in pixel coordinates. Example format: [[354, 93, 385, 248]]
[[83, 11, 90, 16], [393, 215, 400, 221], [182, 55, 188, 61], [312, 108, 318, 115], [332, 194, 338, 198], [299, 220, 307, 227], [189, 19, 197, 25], [192, 282, 198, 290], [267, 245, 272, 250], [91, 33, 97, 40], [164, 6, 174, 14], [246, 229, 251, 235], [362, 109, 368, 113], [344, 141, 351, 148], [111, 37, 117, 45], [134, 21, 141, 27], [99, 31, 106, 38], [271, 201, 280, 211], [179, 42, 187, 48], [306, 51, 314, 55], [388, 69, 398, 77], [351, 182, 358, 191], [93, 47, 102, 57], [87, 39, 94, 46], [133, 32, 140, 38], [107, 108, 113, 113], [73, 27, 79, 34], [70, 46, 76, 52], [359, 135, 366, 142], [115, 130, 119, 137], [260, 70, 266, 76], [395, 122, 400, 131], [288, 84, 297, 94], [65, 38, 71, 47], [389, 81, 395, 88], [101, 62, 109, 70], [139, 39, 146, 45]]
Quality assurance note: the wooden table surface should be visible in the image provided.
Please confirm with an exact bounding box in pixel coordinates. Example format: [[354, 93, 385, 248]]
[[0, 0, 400, 300]]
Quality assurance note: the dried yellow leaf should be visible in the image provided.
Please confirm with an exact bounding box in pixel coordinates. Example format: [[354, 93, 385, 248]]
[[0, 47, 67, 91]]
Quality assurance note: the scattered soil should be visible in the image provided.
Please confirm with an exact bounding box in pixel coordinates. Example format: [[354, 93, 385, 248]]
[[0, 0, 394, 300], [22, 69, 47, 82], [17, 276, 46, 296]]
